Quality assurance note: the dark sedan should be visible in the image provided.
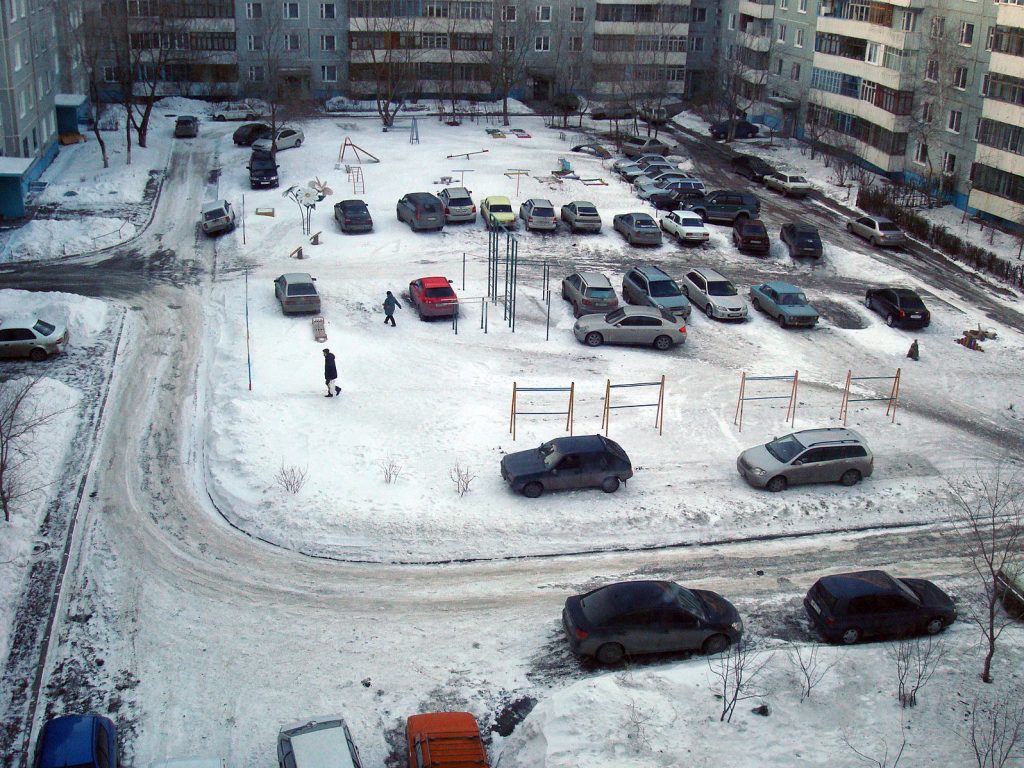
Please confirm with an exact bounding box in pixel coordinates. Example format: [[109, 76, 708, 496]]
[[804, 570, 956, 644], [500, 435, 632, 498], [730, 154, 775, 182], [711, 120, 759, 140], [562, 580, 743, 664], [780, 222, 823, 258], [232, 122, 272, 146], [733, 218, 770, 254], [648, 188, 705, 211], [334, 199, 373, 233], [864, 288, 930, 328]]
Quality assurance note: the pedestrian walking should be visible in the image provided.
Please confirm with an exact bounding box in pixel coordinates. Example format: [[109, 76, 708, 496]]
[[323, 348, 339, 397], [907, 339, 919, 361], [383, 290, 402, 327]]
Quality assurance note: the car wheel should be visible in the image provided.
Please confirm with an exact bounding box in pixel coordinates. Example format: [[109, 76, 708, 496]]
[[925, 617, 946, 635], [572, 303, 582, 319], [702, 634, 730, 655], [704, 302, 714, 319], [596, 643, 625, 664], [778, 314, 787, 328], [417, 307, 426, 322], [886, 313, 899, 327], [29, 348, 47, 362], [864, 296, 873, 308], [214, 115, 225, 121], [601, 476, 620, 493], [841, 627, 863, 645], [766, 476, 787, 493], [522, 482, 543, 499], [294, 139, 302, 147], [653, 335, 673, 351], [846, 223, 854, 233], [870, 235, 879, 246], [584, 332, 603, 347], [840, 469, 862, 487]]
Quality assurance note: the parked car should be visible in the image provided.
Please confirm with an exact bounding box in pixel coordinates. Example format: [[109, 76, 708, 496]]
[[996, 559, 1024, 615], [749, 281, 819, 328], [613, 212, 662, 245], [500, 434, 633, 498], [274, 273, 321, 315], [681, 267, 748, 321], [591, 105, 635, 121], [653, 178, 706, 196], [247, 148, 279, 188], [212, 102, 259, 121], [804, 570, 956, 645], [613, 154, 667, 172], [561, 201, 602, 233], [200, 199, 236, 235], [562, 580, 743, 664], [34, 714, 118, 768], [765, 172, 813, 197], [437, 186, 476, 223], [648, 188, 705, 211], [635, 171, 700, 190], [847, 215, 907, 247], [481, 195, 516, 228], [621, 136, 672, 158], [252, 127, 304, 152], [710, 120, 759, 140], [737, 427, 872, 492], [277, 716, 363, 768], [864, 287, 931, 328], [684, 190, 760, 224], [730, 154, 775, 182], [408, 276, 458, 320], [618, 160, 672, 182], [780, 222, 823, 258], [174, 115, 198, 138], [397, 192, 444, 231], [561, 271, 619, 317], [732, 218, 770, 254], [333, 199, 373, 233], [519, 198, 558, 231], [573, 306, 686, 350], [406, 712, 488, 768], [0, 318, 69, 361], [622, 264, 691, 319], [232, 122, 272, 146], [660, 211, 709, 245]]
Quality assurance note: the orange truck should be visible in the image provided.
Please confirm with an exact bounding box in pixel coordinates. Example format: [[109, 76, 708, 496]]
[[406, 712, 489, 768]]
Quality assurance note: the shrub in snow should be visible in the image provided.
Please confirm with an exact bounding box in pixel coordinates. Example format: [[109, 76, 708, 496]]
[[274, 463, 307, 494]]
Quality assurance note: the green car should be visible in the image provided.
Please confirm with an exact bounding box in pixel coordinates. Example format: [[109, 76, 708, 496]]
[[749, 281, 819, 328]]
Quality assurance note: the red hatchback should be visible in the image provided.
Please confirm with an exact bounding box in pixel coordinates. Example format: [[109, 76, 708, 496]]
[[732, 218, 771, 254], [409, 276, 459, 319]]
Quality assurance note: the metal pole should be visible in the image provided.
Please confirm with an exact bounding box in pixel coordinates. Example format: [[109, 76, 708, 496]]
[[245, 267, 252, 391], [545, 289, 551, 340], [511, 235, 518, 332], [242, 193, 246, 245], [462, 251, 466, 290]]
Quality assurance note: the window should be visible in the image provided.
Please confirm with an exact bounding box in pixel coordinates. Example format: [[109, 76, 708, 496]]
[[248, 65, 264, 82], [791, 62, 802, 79], [535, 35, 550, 51], [947, 109, 962, 133], [283, 2, 298, 18], [570, 6, 584, 21], [284, 32, 300, 50], [954, 66, 967, 89], [103, 65, 116, 82], [960, 22, 975, 45], [320, 34, 335, 51], [986, 26, 995, 51], [942, 152, 956, 174], [866, 42, 879, 63], [248, 34, 263, 51], [925, 59, 938, 81], [775, 57, 784, 74], [501, 35, 514, 50], [777, 24, 787, 42], [914, 141, 928, 164], [728, 13, 736, 30], [692, 7, 707, 22], [780, 0, 789, 9], [799, 0, 807, 12], [795, 28, 805, 47], [12, 41, 20, 71], [569, 36, 582, 52], [501, 4, 515, 22], [320, 2, 334, 18], [321, 65, 337, 82], [690, 36, 704, 52], [900, 11, 916, 32], [921, 101, 933, 122], [930, 16, 944, 39], [536, 5, 550, 22]]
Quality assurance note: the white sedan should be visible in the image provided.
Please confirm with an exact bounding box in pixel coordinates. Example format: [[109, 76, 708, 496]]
[[252, 127, 305, 152], [659, 211, 710, 245], [764, 172, 813, 197]]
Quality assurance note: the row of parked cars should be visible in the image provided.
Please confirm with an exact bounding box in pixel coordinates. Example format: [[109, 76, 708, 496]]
[[273, 272, 460, 322]]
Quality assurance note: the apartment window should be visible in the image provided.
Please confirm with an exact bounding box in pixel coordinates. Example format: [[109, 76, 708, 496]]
[[284, 32, 300, 50], [320, 2, 334, 18], [248, 35, 263, 51], [942, 152, 956, 174], [12, 41, 20, 71], [947, 109, 962, 133], [791, 62, 802, 79], [501, 35, 515, 50], [930, 16, 944, 39], [536, 5, 551, 22], [422, 33, 447, 48], [913, 141, 928, 164], [921, 101, 933, 122], [775, 57, 784, 74], [320, 65, 337, 82], [501, 5, 515, 22], [690, 36, 704, 52], [925, 59, 938, 81], [535, 35, 550, 51], [570, 6, 584, 21], [283, 2, 298, 19], [246, 2, 262, 17], [866, 42, 879, 63], [728, 13, 736, 30], [799, 0, 807, 12], [795, 28, 805, 47], [780, 0, 789, 10], [900, 11, 916, 32], [960, 22, 975, 45], [320, 34, 336, 51], [569, 36, 582, 52], [986, 26, 994, 51], [103, 66, 116, 82], [777, 24, 787, 42], [248, 65, 264, 82], [954, 66, 967, 89]]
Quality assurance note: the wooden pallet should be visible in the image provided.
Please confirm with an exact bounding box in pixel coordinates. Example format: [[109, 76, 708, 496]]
[[312, 316, 327, 343]]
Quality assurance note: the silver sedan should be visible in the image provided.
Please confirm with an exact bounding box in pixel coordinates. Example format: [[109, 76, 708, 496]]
[[572, 306, 686, 350]]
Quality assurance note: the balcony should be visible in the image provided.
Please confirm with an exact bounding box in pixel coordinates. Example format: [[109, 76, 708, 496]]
[[996, 1, 1024, 28], [982, 97, 1024, 127], [989, 51, 1024, 79], [968, 188, 1024, 222], [737, 31, 773, 51], [816, 16, 917, 50], [812, 52, 911, 91], [739, 0, 775, 19], [594, 20, 688, 34], [809, 88, 911, 133], [973, 144, 1024, 178]]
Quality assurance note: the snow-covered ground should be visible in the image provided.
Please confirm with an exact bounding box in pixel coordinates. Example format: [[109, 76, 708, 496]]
[[2, 99, 1023, 767]]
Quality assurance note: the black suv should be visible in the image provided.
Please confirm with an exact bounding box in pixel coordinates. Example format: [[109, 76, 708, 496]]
[[730, 154, 775, 182], [684, 191, 760, 224], [500, 435, 633, 498], [248, 148, 279, 189]]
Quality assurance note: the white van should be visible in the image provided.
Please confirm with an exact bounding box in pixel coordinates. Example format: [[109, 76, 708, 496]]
[[277, 716, 363, 768]]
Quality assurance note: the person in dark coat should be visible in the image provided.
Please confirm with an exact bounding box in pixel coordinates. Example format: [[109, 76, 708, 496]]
[[907, 339, 919, 361], [383, 290, 402, 326], [323, 348, 339, 397]]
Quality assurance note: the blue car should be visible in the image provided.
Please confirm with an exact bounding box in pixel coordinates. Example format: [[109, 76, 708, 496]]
[[34, 714, 117, 768], [749, 281, 819, 328]]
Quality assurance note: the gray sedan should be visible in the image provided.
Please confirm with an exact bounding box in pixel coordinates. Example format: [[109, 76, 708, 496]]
[[573, 306, 686, 350], [846, 215, 907, 247], [613, 213, 662, 246], [561, 201, 602, 233]]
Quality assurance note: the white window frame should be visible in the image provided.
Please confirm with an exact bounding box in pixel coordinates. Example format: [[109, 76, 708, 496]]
[[246, 1, 262, 18], [795, 28, 805, 47], [501, 5, 516, 22], [283, 32, 300, 51], [930, 16, 945, 39], [942, 151, 956, 174], [535, 35, 550, 51], [320, 64, 337, 82], [690, 36, 704, 52], [925, 58, 938, 81], [283, 1, 299, 19], [798, 0, 808, 13], [320, 34, 336, 51], [536, 5, 551, 22], [728, 13, 736, 30], [320, 2, 335, 19], [954, 66, 967, 89], [866, 42, 880, 63], [913, 141, 928, 164], [791, 62, 801, 79], [960, 21, 975, 45], [946, 109, 962, 133], [248, 64, 265, 82], [777, 24, 787, 42], [248, 34, 263, 51], [501, 35, 515, 51], [780, 0, 789, 10], [921, 101, 933, 122], [570, 6, 584, 22], [569, 36, 582, 52], [901, 11, 916, 32]]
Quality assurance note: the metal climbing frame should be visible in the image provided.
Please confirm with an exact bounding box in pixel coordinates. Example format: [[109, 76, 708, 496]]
[[734, 371, 799, 432], [509, 381, 575, 441], [487, 222, 519, 331], [839, 368, 901, 425], [600, 376, 666, 436]]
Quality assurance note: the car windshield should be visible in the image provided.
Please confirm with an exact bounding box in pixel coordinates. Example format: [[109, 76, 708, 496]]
[[789, 176, 809, 183], [778, 292, 807, 306], [539, 440, 557, 458], [33, 320, 55, 335], [448, 197, 472, 206], [344, 206, 369, 218], [741, 224, 765, 235], [898, 294, 926, 309], [676, 586, 708, 621], [419, 202, 439, 212], [251, 158, 275, 170], [894, 578, 923, 605], [680, 217, 703, 227], [532, 207, 555, 217], [604, 308, 626, 323], [585, 286, 615, 298], [878, 221, 900, 231], [489, 204, 513, 213], [287, 284, 317, 296], [649, 279, 681, 297], [707, 280, 737, 297], [634, 219, 657, 229], [424, 287, 455, 298], [204, 209, 228, 221], [765, 434, 806, 463], [577, 206, 598, 216]]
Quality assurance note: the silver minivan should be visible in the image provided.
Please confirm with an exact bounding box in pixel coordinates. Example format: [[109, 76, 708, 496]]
[[437, 187, 476, 223], [737, 428, 873, 492], [277, 716, 363, 768]]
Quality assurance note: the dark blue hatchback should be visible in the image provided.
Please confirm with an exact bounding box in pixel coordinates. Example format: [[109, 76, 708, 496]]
[[35, 714, 117, 768]]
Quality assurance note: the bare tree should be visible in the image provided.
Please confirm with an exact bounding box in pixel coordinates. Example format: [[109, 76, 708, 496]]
[[62, 1, 111, 167], [965, 695, 1024, 768], [707, 640, 773, 723], [244, 7, 310, 141], [348, 9, 423, 128], [788, 643, 837, 703], [948, 463, 1024, 683], [449, 462, 476, 497], [842, 720, 908, 768], [888, 636, 945, 708], [0, 378, 70, 522], [491, 0, 537, 126], [435, 4, 493, 122], [274, 463, 308, 494]]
